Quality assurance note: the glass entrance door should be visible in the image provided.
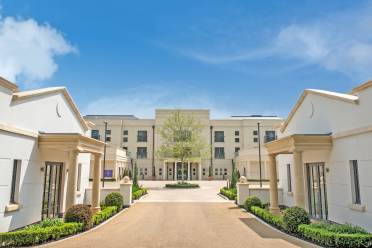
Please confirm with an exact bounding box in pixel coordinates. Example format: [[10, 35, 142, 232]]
[[306, 163, 328, 220], [42, 162, 63, 220], [176, 162, 188, 180]]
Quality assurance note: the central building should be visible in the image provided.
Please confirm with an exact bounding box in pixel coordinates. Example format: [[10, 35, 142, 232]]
[[85, 109, 282, 181]]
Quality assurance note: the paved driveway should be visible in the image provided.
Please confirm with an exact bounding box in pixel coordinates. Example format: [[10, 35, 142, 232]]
[[43, 181, 316, 248]]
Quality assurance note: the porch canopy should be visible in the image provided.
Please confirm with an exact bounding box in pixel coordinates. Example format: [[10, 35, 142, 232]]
[[38, 133, 105, 212], [264, 134, 332, 213]]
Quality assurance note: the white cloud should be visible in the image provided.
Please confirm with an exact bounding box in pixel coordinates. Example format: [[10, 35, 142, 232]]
[[166, 2, 372, 79], [0, 15, 76, 87], [83, 84, 230, 118]]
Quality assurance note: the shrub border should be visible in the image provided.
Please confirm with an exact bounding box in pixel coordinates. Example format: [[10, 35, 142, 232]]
[[219, 187, 236, 200], [165, 183, 200, 189]]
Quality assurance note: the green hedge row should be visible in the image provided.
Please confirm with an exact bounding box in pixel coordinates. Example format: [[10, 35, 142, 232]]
[[250, 206, 284, 228], [220, 187, 237, 200], [133, 188, 148, 200], [92, 206, 118, 226], [165, 183, 199, 189], [299, 224, 372, 248], [0, 222, 83, 247]]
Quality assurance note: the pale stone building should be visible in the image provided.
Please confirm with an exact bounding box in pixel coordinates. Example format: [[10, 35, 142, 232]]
[[85, 110, 283, 181], [266, 80, 372, 232], [0, 77, 105, 232]]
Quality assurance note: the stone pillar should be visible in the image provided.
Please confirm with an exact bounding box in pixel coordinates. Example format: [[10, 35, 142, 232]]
[[92, 153, 102, 213], [65, 150, 79, 211], [120, 179, 132, 207], [293, 150, 305, 208], [237, 181, 250, 206], [188, 162, 191, 180], [268, 154, 280, 214], [199, 163, 202, 180], [163, 162, 166, 180]]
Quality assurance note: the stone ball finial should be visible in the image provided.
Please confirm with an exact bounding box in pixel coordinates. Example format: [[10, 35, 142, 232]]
[[239, 176, 248, 183], [123, 176, 130, 183]]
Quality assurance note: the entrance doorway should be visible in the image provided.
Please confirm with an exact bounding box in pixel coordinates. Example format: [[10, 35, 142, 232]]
[[176, 162, 188, 180], [42, 162, 63, 219], [306, 163, 328, 220]]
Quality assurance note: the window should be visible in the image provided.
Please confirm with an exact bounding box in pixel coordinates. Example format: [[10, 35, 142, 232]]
[[235, 147, 240, 156], [123, 130, 128, 135], [137, 130, 148, 142], [265, 131, 276, 143], [253, 130, 258, 135], [10, 160, 21, 204], [214, 147, 225, 159], [287, 164, 292, 192], [123, 137, 128, 142], [203, 168, 206, 176], [235, 137, 239, 143], [350, 160, 361, 204], [215, 168, 218, 176], [123, 147, 128, 151], [253, 137, 258, 143], [77, 163, 82, 191], [105, 130, 111, 142], [159, 168, 162, 176], [214, 131, 224, 142], [235, 130, 239, 136], [137, 147, 147, 159], [91, 130, 100, 140]]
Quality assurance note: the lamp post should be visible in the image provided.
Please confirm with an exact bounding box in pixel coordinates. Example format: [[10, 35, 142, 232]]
[[102, 121, 108, 188], [257, 122, 263, 188]]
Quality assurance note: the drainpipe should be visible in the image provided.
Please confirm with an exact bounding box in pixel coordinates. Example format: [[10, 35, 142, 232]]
[[210, 125, 213, 177], [102, 121, 108, 188], [258, 122, 262, 188]]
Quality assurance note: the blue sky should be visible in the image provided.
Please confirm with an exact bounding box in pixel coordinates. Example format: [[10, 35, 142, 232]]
[[1, 0, 372, 118]]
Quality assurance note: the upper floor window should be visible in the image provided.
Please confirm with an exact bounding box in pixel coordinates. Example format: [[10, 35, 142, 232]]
[[137, 147, 148, 159], [123, 130, 128, 135], [265, 131, 276, 143], [253, 137, 258, 143], [10, 160, 21, 204], [91, 130, 100, 140], [235, 130, 239, 136], [253, 130, 258, 135], [350, 160, 361, 205], [235, 137, 240, 143], [137, 130, 148, 142], [214, 147, 225, 159], [123, 137, 128, 143], [235, 147, 240, 156], [105, 130, 111, 142], [214, 131, 224, 142]]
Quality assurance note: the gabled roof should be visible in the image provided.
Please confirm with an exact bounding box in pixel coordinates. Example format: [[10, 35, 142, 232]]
[[12, 87, 89, 131], [350, 80, 372, 94], [0, 76, 19, 92], [280, 89, 359, 132]]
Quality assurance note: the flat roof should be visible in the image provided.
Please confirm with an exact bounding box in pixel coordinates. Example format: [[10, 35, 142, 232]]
[[84, 115, 139, 120]]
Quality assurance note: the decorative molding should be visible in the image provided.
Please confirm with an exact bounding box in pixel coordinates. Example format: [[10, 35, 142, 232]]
[[0, 123, 38, 138], [333, 124, 372, 140], [280, 89, 359, 133]]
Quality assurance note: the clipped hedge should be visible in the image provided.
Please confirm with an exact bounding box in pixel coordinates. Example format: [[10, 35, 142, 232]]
[[283, 207, 310, 233], [244, 196, 262, 211], [299, 224, 372, 248], [105, 192, 124, 210], [165, 183, 199, 189], [133, 188, 148, 200], [92, 206, 118, 226], [250, 206, 284, 229], [0, 222, 83, 247], [220, 187, 237, 200]]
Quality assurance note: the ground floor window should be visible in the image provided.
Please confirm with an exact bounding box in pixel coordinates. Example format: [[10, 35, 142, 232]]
[[350, 160, 361, 205], [286, 164, 292, 193], [10, 159, 22, 204]]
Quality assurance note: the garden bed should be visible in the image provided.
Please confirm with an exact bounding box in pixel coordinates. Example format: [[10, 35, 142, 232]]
[[132, 185, 148, 200], [242, 196, 372, 248], [165, 182, 199, 189], [219, 187, 237, 200]]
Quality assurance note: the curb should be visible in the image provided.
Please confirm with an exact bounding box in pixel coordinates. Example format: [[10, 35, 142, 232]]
[[38, 201, 138, 247], [240, 208, 321, 248]]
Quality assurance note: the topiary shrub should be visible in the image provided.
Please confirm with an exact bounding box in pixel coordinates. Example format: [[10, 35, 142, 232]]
[[283, 206, 310, 233], [244, 196, 262, 211], [105, 192, 124, 209], [64, 204, 92, 230]]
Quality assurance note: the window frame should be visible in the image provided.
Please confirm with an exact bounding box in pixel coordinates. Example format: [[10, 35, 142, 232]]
[[137, 147, 148, 159], [137, 130, 148, 142], [214, 131, 225, 143], [350, 160, 361, 205], [10, 159, 21, 204], [214, 147, 225, 159]]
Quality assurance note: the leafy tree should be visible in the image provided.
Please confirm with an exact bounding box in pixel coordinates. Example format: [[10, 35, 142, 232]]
[[157, 110, 209, 182]]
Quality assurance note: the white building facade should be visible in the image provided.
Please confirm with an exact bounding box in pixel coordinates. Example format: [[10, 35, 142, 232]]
[[85, 110, 282, 181], [266, 80, 372, 232], [0, 77, 104, 232]]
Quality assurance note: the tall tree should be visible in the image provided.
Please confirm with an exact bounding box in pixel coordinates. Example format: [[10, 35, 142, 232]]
[[157, 110, 209, 182]]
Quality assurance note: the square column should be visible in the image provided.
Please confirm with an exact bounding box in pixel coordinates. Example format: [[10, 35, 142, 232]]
[[92, 153, 102, 213], [188, 162, 191, 180], [293, 150, 305, 208], [65, 150, 79, 211], [268, 154, 280, 214], [198, 163, 202, 180], [163, 161, 166, 180]]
